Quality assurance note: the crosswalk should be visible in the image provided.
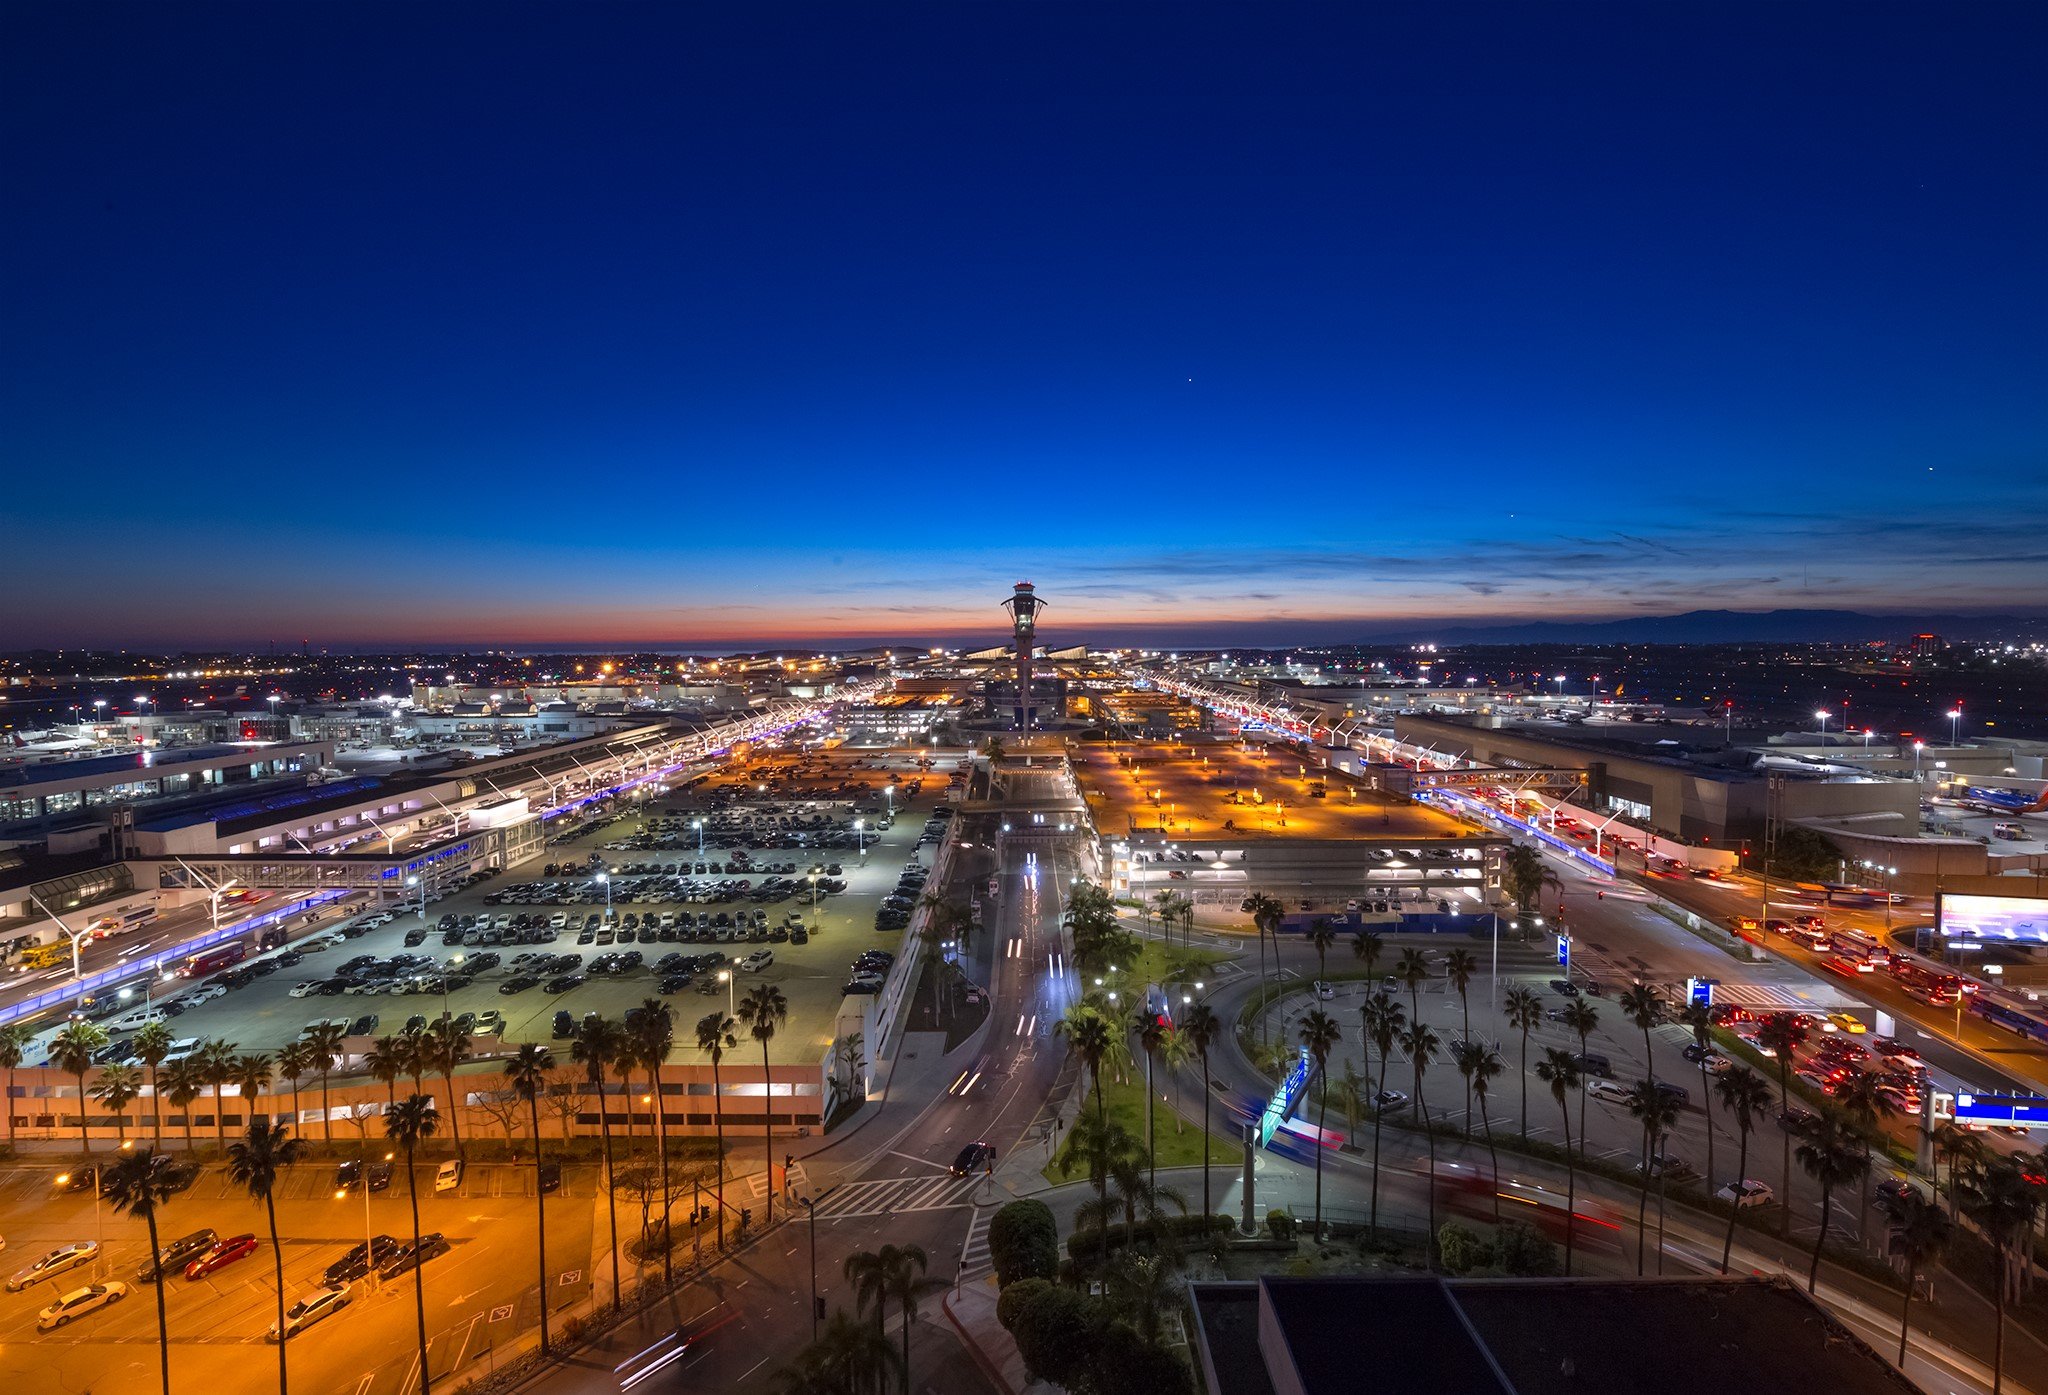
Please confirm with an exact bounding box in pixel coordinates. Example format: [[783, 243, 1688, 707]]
[[958, 1207, 992, 1282], [809, 1173, 983, 1220]]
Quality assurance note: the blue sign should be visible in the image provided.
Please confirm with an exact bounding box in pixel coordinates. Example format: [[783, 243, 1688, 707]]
[[1556, 934, 1570, 968], [1687, 977, 1718, 1008], [1953, 1093, 2048, 1128], [1258, 1048, 1313, 1148]]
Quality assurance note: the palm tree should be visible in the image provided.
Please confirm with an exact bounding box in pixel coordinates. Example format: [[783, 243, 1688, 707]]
[[1502, 986, 1541, 1140], [90, 1062, 142, 1142], [1755, 1012, 1810, 1237], [1442, 946, 1478, 1050], [1931, 1121, 1984, 1222], [504, 1044, 557, 1356], [1246, 892, 1284, 1038], [161, 1058, 207, 1152], [632, 997, 677, 1287], [1054, 1003, 1114, 1129], [1958, 1158, 2038, 1394], [0, 1023, 34, 1151], [1677, 1001, 1716, 1192], [1500, 843, 1560, 918], [230, 1054, 274, 1138], [105, 1147, 181, 1395], [782, 1307, 902, 1395], [1392, 947, 1431, 1021], [196, 1039, 238, 1155], [132, 1021, 174, 1151], [422, 1019, 473, 1162], [1305, 918, 1338, 986], [1711, 1065, 1774, 1274], [738, 983, 789, 1225], [1059, 1112, 1138, 1262], [50, 1019, 108, 1152], [695, 1011, 738, 1250], [1136, 1012, 1168, 1198], [1890, 1191, 1951, 1368], [1457, 1042, 1505, 1220], [366, 1035, 407, 1109], [1360, 991, 1406, 1243], [1561, 997, 1599, 1162], [1795, 1116, 1868, 1293], [1831, 1069, 1896, 1248], [384, 1095, 441, 1394], [877, 1244, 933, 1395], [275, 1040, 315, 1135], [304, 1021, 348, 1144], [1617, 982, 1662, 1087], [573, 1016, 626, 1310], [1625, 1080, 1680, 1274], [1399, 1020, 1442, 1267], [228, 1119, 305, 1395], [1297, 1008, 1342, 1238], [1535, 1049, 1583, 1273], [1179, 1002, 1220, 1220], [1351, 929, 1384, 984]]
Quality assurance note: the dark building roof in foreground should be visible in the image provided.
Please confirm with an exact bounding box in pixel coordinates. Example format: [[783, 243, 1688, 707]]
[[1190, 1276, 1921, 1395]]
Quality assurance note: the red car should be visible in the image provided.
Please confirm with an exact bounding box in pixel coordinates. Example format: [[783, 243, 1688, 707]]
[[185, 1234, 260, 1280]]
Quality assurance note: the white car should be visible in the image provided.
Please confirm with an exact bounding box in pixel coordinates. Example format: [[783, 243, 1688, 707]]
[[268, 1283, 351, 1341], [1585, 1078, 1633, 1105], [288, 981, 323, 999], [37, 1281, 127, 1329], [183, 985, 228, 1006], [1312, 981, 1335, 1001], [108, 1008, 167, 1033], [1715, 1179, 1776, 1209], [8, 1241, 100, 1292]]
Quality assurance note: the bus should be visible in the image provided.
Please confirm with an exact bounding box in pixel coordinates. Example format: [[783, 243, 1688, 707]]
[[181, 941, 248, 978], [88, 905, 157, 939], [1888, 960, 1962, 1006], [1968, 997, 2048, 1046]]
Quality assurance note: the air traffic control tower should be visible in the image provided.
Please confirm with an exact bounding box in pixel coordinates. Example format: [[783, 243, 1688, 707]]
[[1001, 581, 1044, 731]]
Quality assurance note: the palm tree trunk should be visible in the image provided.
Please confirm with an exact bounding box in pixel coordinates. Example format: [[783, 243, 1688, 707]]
[[901, 1306, 913, 1395], [711, 1058, 726, 1251], [182, 1110, 194, 1153], [1481, 1096, 1500, 1223], [291, 1081, 303, 1138], [1654, 1146, 1669, 1275], [1807, 1183, 1833, 1293], [1898, 1259, 1917, 1367], [442, 1071, 465, 1162], [1636, 1121, 1652, 1275], [597, 1092, 621, 1311], [529, 1094, 551, 1356], [407, 1143, 432, 1395], [1199, 1055, 1212, 1222], [1991, 1248, 2007, 1395], [266, 1191, 288, 1395], [148, 1063, 161, 1150], [1419, 1091, 1437, 1271], [1144, 1049, 1155, 1200], [76, 1068, 91, 1153], [321, 1068, 333, 1144], [1558, 1099, 1576, 1275], [1778, 1064, 1795, 1239], [215, 1083, 226, 1155], [5, 1064, 13, 1150], [1255, 933, 1268, 1044], [146, 1205, 170, 1395], [1720, 1128, 1749, 1274], [759, 1041, 774, 1228], [1313, 1076, 1327, 1239], [652, 1066, 672, 1290], [1518, 1028, 1530, 1141], [1699, 1060, 1714, 1196], [1370, 1097, 1384, 1244]]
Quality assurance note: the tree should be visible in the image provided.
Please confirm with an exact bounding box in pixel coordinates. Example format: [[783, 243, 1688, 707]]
[[275, 1040, 315, 1137], [304, 1021, 348, 1144], [1890, 1191, 1951, 1369], [573, 1016, 626, 1310], [1400, 1020, 1442, 1268], [1755, 1012, 1810, 1237], [1245, 893, 1284, 1038], [196, 1039, 239, 1155], [1179, 1002, 1220, 1222], [50, 1019, 109, 1153], [1712, 1066, 1774, 1274], [1769, 826, 1842, 882], [1002, 1283, 1093, 1388], [987, 1199, 1058, 1287], [422, 1019, 473, 1162], [384, 1094, 441, 1394], [695, 1011, 738, 1251], [1958, 1158, 2039, 1395], [230, 1054, 274, 1137], [1561, 998, 1599, 1163], [739, 983, 789, 1226], [1392, 947, 1431, 1020], [365, 1036, 407, 1110], [1617, 983, 1662, 1088], [1931, 1121, 1984, 1222], [1534, 1049, 1583, 1273], [1677, 1001, 1716, 1195], [1060, 1113, 1141, 1264], [776, 1307, 902, 1395], [1360, 991, 1406, 1243], [1503, 986, 1542, 1140], [105, 1147, 182, 1395], [1136, 1013, 1168, 1198], [132, 1021, 174, 1151], [1055, 1003, 1114, 1129], [1499, 844, 1561, 917], [631, 997, 677, 1287], [1831, 1069, 1897, 1249], [228, 1119, 305, 1395], [880, 1245, 933, 1395], [1794, 1116, 1868, 1294], [1457, 1041, 1505, 1220], [161, 1058, 207, 1152], [1624, 1080, 1680, 1275], [1305, 918, 1337, 985], [1351, 929, 1384, 983], [1442, 947, 1478, 1066], [504, 1043, 557, 1357], [91, 1062, 142, 1142], [1298, 1008, 1342, 1238]]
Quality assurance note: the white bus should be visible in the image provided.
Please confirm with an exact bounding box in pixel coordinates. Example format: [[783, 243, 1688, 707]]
[[89, 905, 158, 939]]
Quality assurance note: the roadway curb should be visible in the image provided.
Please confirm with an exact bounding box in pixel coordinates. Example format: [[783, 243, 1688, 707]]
[[941, 1285, 1019, 1395]]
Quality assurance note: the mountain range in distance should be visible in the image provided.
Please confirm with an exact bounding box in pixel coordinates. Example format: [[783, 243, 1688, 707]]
[[1366, 608, 2048, 646]]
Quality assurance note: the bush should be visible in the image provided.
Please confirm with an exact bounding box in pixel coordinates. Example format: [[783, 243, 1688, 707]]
[[1437, 1222, 1489, 1275], [1067, 1213, 1232, 1265], [1494, 1221, 1560, 1277], [1267, 1208, 1296, 1242], [997, 1276, 1054, 1333], [1008, 1284, 1095, 1386], [989, 1199, 1060, 1287], [1084, 1318, 1194, 1395]]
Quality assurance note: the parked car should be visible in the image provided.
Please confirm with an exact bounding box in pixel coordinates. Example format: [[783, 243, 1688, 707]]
[[1715, 1179, 1775, 1209], [435, 1160, 465, 1193], [269, 1283, 353, 1341], [185, 1233, 261, 1280], [378, 1232, 451, 1280], [37, 1281, 128, 1329], [323, 1235, 402, 1286], [138, 1228, 219, 1284], [9, 1242, 101, 1292]]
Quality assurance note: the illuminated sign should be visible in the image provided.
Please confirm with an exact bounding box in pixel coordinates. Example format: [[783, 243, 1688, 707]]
[[1952, 1093, 2048, 1129], [1938, 893, 2048, 945], [1259, 1048, 1313, 1147]]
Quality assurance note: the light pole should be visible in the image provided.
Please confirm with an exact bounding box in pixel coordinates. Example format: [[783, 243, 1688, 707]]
[[718, 969, 735, 1018], [692, 819, 705, 856], [92, 699, 107, 727], [854, 819, 866, 858], [597, 872, 611, 922], [1947, 707, 1962, 747], [801, 1194, 820, 1340], [1814, 709, 1831, 748], [884, 784, 895, 819], [406, 874, 424, 920], [1914, 741, 1925, 780]]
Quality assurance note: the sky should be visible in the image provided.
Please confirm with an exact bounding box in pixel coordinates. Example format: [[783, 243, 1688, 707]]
[[4, 2, 2045, 650]]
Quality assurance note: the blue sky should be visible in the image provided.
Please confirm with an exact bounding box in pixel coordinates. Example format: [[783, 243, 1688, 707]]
[[4, 2, 2044, 648]]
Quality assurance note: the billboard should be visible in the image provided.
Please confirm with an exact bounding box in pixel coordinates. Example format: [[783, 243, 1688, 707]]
[[1938, 892, 2048, 945]]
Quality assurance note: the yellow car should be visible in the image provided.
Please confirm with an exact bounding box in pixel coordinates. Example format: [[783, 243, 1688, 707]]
[[1826, 1012, 1867, 1035]]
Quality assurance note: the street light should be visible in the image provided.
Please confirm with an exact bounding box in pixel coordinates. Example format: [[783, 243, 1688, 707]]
[[854, 819, 866, 857], [718, 969, 735, 1017], [1947, 707, 1962, 747], [406, 874, 424, 920], [691, 818, 705, 855], [1814, 710, 1831, 747], [597, 871, 611, 922], [1913, 740, 1925, 779]]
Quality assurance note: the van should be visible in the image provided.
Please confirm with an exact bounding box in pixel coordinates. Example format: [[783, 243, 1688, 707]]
[[434, 1160, 464, 1194]]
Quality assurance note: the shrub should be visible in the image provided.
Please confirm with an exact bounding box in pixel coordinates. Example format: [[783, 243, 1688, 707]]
[[1008, 1284, 1095, 1386], [989, 1199, 1060, 1287], [1084, 1318, 1194, 1395], [1437, 1222, 1490, 1275], [1267, 1208, 1296, 1242], [1067, 1213, 1232, 1265], [997, 1276, 1054, 1332], [1494, 1221, 1560, 1277]]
